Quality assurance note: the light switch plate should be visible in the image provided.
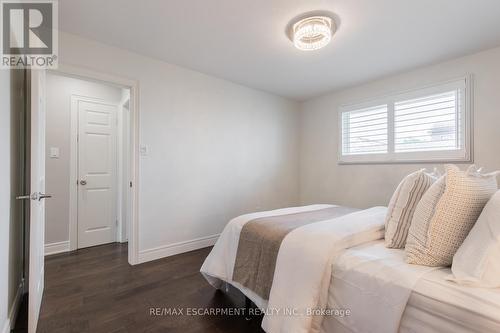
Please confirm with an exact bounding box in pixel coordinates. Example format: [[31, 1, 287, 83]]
[[140, 144, 149, 156], [49, 147, 60, 158]]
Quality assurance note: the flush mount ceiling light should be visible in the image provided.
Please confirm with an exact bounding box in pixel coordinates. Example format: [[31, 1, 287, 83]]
[[289, 15, 336, 51]]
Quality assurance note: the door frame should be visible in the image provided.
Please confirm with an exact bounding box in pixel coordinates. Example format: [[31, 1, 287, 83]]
[[48, 64, 140, 265], [70, 95, 119, 250]]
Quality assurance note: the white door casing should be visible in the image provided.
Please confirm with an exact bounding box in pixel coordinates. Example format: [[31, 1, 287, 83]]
[[77, 99, 118, 249], [28, 69, 46, 333], [53, 63, 140, 265], [117, 99, 131, 243]]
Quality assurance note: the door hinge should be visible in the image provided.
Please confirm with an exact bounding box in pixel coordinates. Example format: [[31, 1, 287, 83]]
[[129, 181, 132, 188]]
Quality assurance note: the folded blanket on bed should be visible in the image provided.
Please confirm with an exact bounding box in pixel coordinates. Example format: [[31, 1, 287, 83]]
[[201, 205, 387, 333], [233, 206, 359, 300], [201, 204, 338, 306]]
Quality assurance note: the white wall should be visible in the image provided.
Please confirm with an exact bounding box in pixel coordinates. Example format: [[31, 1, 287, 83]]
[[58, 32, 300, 259], [300, 46, 500, 208], [0, 69, 24, 333], [45, 73, 124, 245]]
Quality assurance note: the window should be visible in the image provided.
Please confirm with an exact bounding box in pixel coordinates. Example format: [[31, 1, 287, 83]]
[[342, 104, 388, 155], [339, 77, 471, 164]]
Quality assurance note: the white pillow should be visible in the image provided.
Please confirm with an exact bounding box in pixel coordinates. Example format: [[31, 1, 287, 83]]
[[405, 165, 498, 266], [385, 169, 438, 248], [449, 190, 500, 287]]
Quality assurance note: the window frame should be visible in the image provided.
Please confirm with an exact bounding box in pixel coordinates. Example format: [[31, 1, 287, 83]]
[[338, 76, 473, 165]]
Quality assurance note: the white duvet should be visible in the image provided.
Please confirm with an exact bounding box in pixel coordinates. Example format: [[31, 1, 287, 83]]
[[201, 204, 335, 309], [201, 205, 388, 333], [328, 241, 436, 333]]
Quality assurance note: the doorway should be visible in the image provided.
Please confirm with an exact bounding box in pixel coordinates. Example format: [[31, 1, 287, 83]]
[[14, 67, 139, 332], [47, 65, 139, 265], [45, 72, 131, 251]]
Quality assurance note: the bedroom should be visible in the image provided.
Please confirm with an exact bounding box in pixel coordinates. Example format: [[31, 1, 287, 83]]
[[1, 0, 500, 332]]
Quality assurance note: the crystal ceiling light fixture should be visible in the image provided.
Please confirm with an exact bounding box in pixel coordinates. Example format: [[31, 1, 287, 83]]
[[289, 14, 336, 51]]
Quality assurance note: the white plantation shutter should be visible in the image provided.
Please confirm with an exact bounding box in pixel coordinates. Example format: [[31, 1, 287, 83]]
[[339, 77, 470, 163], [394, 90, 461, 153], [342, 105, 388, 155]]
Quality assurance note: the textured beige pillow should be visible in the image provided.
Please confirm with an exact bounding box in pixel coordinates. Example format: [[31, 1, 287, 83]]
[[404, 176, 446, 260], [385, 169, 437, 248], [405, 165, 498, 266]]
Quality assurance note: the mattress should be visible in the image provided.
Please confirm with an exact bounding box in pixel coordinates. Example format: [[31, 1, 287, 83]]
[[322, 240, 500, 333], [400, 268, 500, 333]]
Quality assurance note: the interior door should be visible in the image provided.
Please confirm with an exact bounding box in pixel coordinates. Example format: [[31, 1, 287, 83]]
[[77, 99, 118, 249], [28, 69, 48, 333]]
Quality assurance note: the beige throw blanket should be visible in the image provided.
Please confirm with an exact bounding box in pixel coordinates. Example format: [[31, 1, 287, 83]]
[[233, 206, 359, 299]]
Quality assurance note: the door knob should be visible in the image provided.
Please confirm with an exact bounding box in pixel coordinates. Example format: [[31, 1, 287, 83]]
[[38, 193, 52, 201], [80, 180, 87, 186], [16, 193, 38, 200], [16, 192, 52, 201]]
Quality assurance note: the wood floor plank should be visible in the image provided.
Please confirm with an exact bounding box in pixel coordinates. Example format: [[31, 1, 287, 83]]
[[37, 243, 264, 333]]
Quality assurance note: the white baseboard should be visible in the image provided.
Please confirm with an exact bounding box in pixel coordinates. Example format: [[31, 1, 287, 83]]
[[2, 282, 23, 333], [138, 234, 219, 264], [45, 240, 70, 256]]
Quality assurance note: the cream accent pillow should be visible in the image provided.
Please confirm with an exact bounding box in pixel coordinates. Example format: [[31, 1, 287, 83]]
[[449, 190, 500, 287], [405, 165, 498, 266], [385, 169, 437, 248], [404, 176, 446, 260]]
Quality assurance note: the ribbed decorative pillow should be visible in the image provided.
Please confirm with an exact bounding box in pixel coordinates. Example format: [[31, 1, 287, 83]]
[[449, 190, 500, 287], [405, 165, 498, 266], [385, 169, 437, 248], [404, 176, 446, 260]]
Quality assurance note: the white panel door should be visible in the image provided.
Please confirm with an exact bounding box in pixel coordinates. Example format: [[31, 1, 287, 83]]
[[77, 99, 118, 248], [28, 69, 47, 333]]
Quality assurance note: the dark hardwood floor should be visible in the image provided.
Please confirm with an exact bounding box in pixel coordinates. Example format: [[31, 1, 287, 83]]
[[38, 244, 264, 333]]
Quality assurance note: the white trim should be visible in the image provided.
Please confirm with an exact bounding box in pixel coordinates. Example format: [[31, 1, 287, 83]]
[[138, 234, 220, 264], [44, 240, 70, 256], [338, 75, 473, 164], [116, 93, 131, 243], [2, 283, 23, 333], [49, 63, 141, 265], [116, 101, 124, 243], [69, 95, 77, 250]]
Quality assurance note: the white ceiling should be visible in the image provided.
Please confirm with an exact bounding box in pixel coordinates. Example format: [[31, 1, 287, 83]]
[[59, 0, 500, 101]]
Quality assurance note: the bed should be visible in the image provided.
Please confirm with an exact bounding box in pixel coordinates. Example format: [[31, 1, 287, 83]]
[[322, 240, 500, 333], [200, 204, 500, 333], [201, 204, 388, 332]]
